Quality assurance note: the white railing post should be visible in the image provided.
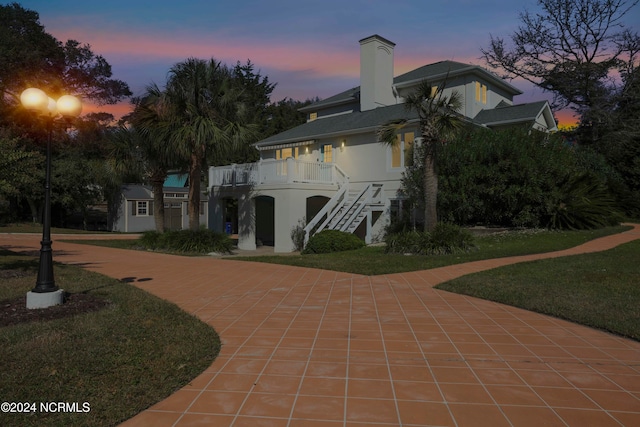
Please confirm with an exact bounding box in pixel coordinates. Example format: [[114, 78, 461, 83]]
[[286, 157, 294, 183]]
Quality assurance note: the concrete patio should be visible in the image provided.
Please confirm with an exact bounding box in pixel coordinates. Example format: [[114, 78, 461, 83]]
[[1, 225, 639, 426]]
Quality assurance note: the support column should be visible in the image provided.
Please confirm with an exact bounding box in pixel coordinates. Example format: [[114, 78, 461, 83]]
[[209, 190, 225, 233], [237, 193, 256, 250], [273, 190, 306, 253]]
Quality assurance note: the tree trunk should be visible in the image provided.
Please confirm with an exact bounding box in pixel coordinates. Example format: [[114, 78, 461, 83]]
[[149, 174, 166, 232], [188, 149, 202, 231], [27, 198, 41, 224], [423, 142, 438, 232]]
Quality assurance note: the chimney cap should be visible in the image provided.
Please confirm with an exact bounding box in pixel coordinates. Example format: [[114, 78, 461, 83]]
[[359, 34, 396, 47]]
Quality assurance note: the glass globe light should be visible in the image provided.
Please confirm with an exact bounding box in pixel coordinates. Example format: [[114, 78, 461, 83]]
[[20, 88, 49, 114], [57, 95, 82, 118]]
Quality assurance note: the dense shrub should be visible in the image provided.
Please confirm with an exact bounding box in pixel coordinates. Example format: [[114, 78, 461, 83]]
[[302, 230, 365, 254], [139, 229, 233, 254], [598, 139, 640, 218], [424, 127, 621, 230], [385, 223, 475, 255], [546, 173, 621, 230]]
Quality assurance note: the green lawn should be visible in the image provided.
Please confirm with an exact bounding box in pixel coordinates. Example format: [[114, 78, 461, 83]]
[[436, 239, 640, 341], [60, 226, 631, 275], [0, 250, 221, 427], [232, 226, 631, 275]]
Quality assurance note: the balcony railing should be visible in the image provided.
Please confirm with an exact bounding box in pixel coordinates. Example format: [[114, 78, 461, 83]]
[[210, 158, 348, 187]]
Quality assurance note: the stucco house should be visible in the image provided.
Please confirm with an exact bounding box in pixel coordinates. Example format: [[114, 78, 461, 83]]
[[208, 35, 557, 252]]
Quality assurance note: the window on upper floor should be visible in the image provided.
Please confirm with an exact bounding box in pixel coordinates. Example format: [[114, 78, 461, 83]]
[[475, 82, 487, 104], [309, 112, 318, 121], [390, 131, 415, 169]]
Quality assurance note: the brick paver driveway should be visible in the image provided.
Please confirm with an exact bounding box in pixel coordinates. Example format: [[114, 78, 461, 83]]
[[1, 225, 639, 426]]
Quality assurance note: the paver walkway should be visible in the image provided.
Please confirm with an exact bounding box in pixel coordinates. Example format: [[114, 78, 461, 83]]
[[1, 225, 639, 427]]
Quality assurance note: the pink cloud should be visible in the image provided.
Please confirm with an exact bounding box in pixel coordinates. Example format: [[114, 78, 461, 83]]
[[49, 24, 573, 125], [52, 26, 359, 79]]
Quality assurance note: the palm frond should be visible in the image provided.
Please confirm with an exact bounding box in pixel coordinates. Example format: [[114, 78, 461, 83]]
[[377, 119, 408, 145]]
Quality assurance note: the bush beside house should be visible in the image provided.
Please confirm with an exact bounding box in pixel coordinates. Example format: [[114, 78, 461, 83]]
[[140, 229, 233, 254], [385, 223, 476, 255], [302, 230, 365, 254], [401, 127, 621, 231]]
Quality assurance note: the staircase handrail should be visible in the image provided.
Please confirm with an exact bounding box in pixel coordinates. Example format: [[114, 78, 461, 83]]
[[339, 183, 384, 232], [303, 180, 349, 246]]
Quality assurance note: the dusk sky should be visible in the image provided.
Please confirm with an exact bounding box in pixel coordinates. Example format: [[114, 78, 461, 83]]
[[17, 0, 640, 126]]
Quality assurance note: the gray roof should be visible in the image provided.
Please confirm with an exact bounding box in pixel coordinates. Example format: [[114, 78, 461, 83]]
[[121, 185, 152, 200], [299, 60, 521, 113], [258, 100, 555, 148], [299, 87, 360, 112], [257, 103, 418, 147], [473, 101, 549, 126]]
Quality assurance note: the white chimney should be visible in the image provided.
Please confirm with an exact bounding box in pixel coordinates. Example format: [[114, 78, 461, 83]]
[[359, 35, 395, 111]]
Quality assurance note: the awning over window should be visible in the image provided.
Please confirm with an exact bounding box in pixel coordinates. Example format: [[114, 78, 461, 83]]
[[256, 140, 315, 151], [164, 173, 188, 187]]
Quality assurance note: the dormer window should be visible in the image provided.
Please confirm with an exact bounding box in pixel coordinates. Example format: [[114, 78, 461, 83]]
[[309, 112, 318, 121]]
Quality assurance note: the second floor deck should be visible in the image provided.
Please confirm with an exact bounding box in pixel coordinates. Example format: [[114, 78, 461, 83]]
[[209, 158, 348, 188]]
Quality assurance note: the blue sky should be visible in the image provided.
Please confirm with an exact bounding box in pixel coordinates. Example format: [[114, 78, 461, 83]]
[[16, 0, 640, 125]]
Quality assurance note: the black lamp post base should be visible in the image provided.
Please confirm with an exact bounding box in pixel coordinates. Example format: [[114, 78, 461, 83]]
[[26, 289, 64, 309]]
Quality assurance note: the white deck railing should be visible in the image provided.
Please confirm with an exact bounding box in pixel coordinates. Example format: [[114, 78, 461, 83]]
[[210, 158, 348, 187]]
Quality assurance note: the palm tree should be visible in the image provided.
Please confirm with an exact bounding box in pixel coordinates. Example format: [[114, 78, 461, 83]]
[[108, 123, 175, 232], [378, 80, 463, 232], [136, 58, 257, 230]]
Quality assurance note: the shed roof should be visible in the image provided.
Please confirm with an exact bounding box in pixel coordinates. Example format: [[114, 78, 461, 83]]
[[121, 185, 152, 200]]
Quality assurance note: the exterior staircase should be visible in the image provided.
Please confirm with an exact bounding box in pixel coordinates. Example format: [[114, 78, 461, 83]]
[[303, 182, 384, 246]]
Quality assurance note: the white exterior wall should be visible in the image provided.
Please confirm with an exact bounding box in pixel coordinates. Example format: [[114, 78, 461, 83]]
[[396, 74, 516, 120], [245, 130, 413, 251], [257, 185, 337, 252]]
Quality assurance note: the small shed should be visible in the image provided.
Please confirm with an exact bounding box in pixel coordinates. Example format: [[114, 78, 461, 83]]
[[111, 184, 208, 232]]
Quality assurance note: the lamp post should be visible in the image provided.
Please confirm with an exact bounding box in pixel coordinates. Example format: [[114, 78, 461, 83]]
[[20, 88, 82, 309]]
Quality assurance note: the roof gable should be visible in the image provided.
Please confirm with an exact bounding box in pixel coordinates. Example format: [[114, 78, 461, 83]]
[[474, 101, 557, 131], [393, 61, 522, 96], [121, 185, 153, 200], [300, 60, 523, 115]]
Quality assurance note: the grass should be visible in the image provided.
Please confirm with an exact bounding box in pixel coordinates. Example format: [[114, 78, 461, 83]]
[[232, 225, 631, 275], [436, 239, 640, 341], [60, 238, 144, 251], [61, 226, 631, 275], [0, 249, 221, 427], [0, 222, 113, 234]]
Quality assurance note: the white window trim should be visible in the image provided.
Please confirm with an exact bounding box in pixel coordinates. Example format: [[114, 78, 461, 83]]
[[135, 201, 150, 216], [388, 132, 415, 170]]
